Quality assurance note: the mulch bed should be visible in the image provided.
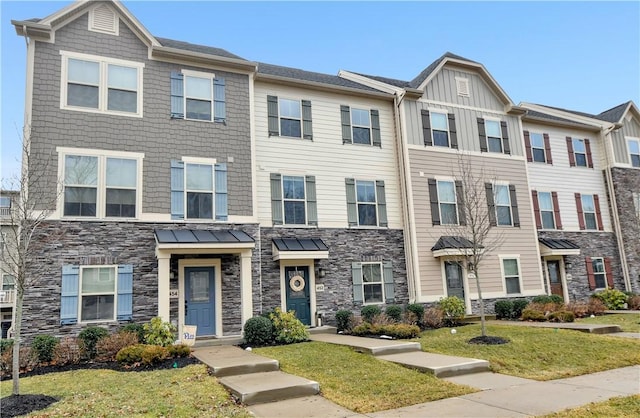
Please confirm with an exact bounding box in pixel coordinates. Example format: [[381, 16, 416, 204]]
[[0, 356, 201, 418], [468, 335, 510, 345]]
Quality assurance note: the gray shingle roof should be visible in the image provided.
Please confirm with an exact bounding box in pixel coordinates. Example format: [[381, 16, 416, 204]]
[[597, 102, 630, 123], [409, 52, 478, 89], [155, 229, 254, 244], [257, 62, 383, 92], [524, 110, 595, 128], [156, 37, 246, 61], [351, 73, 410, 88]]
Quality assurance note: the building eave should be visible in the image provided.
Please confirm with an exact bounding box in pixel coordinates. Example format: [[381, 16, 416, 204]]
[[255, 73, 394, 100]]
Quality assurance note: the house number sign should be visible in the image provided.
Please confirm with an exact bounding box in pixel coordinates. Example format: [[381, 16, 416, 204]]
[[169, 289, 179, 298]]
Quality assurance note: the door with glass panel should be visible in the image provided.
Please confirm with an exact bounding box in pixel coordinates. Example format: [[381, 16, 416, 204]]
[[285, 266, 311, 326], [445, 261, 465, 300], [185, 267, 215, 336], [547, 260, 564, 297]]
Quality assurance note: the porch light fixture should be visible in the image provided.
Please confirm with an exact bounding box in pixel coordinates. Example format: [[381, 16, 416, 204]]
[[317, 268, 326, 278], [565, 262, 572, 270]]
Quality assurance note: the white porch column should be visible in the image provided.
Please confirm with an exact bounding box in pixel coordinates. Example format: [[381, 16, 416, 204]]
[[240, 250, 253, 327], [157, 252, 171, 322]]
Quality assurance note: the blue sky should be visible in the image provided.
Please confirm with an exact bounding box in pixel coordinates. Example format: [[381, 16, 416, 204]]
[[2, 1, 639, 180]]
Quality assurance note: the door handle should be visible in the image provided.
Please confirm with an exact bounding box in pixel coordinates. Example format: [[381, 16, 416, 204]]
[[185, 301, 188, 313]]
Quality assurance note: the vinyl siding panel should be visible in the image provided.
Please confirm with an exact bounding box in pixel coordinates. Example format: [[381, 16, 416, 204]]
[[255, 82, 402, 229], [423, 68, 504, 112], [408, 150, 543, 300], [523, 122, 612, 231], [611, 115, 640, 164]]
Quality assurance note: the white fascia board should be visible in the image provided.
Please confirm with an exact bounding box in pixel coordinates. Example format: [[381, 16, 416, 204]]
[[520, 103, 617, 130], [338, 70, 404, 95]]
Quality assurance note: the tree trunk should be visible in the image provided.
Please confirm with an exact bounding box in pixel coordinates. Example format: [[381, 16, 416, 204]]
[[474, 272, 486, 337], [12, 287, 23, 395]]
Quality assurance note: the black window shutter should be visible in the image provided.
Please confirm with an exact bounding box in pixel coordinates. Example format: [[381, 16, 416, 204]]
[[371, 109, 381, 147], [428, 178, 440, 226], [509, 185, 519, 227], [267, 95, 279, 137], [485, 182, 496, 226], [501, 121, 511, 155], [448, 113, 458, 149], [302, 100, 313, 140], [341, 105, 352, 144], [455, 180, 465, 225], [477, 118, 487, 152], [421, 109, 432, 146]]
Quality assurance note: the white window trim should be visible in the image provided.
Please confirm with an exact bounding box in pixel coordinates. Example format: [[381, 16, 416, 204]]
[[57, 147, 144, 220], [278, 97, 303, 139], [591, 257, 607, 290], [537, 191, 556, 230], [571, 137, 588, 167], [355, 179, 379, 227], [483, 117, 503, 153], [182, 156, 217, 221], [428, 109, 450, 148], [529, 131, 547, 163], [493, 182, 513, 227], [281, 175, 307, 226], [351, 107, 372, 145], [360, 261, 385, 305], [60, 51, 144, 118], [435, 178, 458, 225], [78, 265, 118, 324], [626, 137, 640, 168], [499, 255, 522, 296], [581, 194, 597, 230], [181, 69, 216, 123]]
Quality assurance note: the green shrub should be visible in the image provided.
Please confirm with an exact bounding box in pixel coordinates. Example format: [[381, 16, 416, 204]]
[[406, 304, 424, 326], [512, 299, 529, 319], [351, 322, 372, 336], [548, 311, 575, 323], [269, 307, 309, 345], [243, 316, 275, 346], [423, 307, 444, 329], [141, 345, 169, 365], [143, 317, 176, 347], [438, 296, 465, 326], [116, 344, 168, 365], [592, 288, 628, 310], [0, 339, 14, 354], [385, 305, 403, 323], [351, 323, 420, 339], [335, 310, 353, 332], [78, 326, 109, 359], [167, 344, 191, 358], [116, 344, 146, 364], [361, 305, 382, 323], [120, 323, 145, 343], [96, 331, 139, 362], [494, 300, 513, 320], [521, 308, 546, 321], [31, 335, 59, 363], [532, 294, 564, 305]]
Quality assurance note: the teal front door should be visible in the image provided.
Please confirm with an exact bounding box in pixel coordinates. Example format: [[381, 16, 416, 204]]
[[285, 266, 311, 325], [185, 266, 215, 336]]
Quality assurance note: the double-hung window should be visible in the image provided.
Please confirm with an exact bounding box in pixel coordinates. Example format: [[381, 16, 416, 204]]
[[494, 184, 513, 226], [431, 112, 450, 147], [591, 258, 606, 289], [185, 75, 213, 121], [282, 176, 306, 225], [61, 51, 143, 116], [80, 266, 117, 322], [438, 180, 458, 225], [345, 179, 387, 227], [341, 106, 381, 146], [356, 181, 378, 226], [185, 163, 214, 219], [351, 108, 372, 145], [270, 174, 317, 226], [538, 192, 556, 229], [485, 120, 503, 153], [501, 258, 521, 294], [170, 71, 225, 122], [628, 138, 640, 168], [60, 148, 141, 219], [279, 99, 302, 138], [530, 133, 547, 163], [170, 159, 227, 221], [268, 96, 312, 139], [581, 194, 597, 230], [361, 262, 383, 304], [572, 138, 587, 167]]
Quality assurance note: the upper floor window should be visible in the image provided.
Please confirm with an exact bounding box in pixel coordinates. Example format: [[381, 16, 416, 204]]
[[185, 163, 214, 219], [530, 133, 546, 163], [575, 192, 603, 231], [628, 138, 640, 168], [486, 183, 520, 227], [345, 178, 387, 227], [438, 180, 458, 225], [61, 51, 143, 117], [494, 184, 513, 226], [270, 174, 317, 226], [421, 110, 458, 149], [267, 96, 312, 139], [431, 112, 450, 147], [59, 148, 142, 219], [170, 159, 227, 221], [0, 196, 10, 208], [566, 137, 593, 168], [478, 118, 510, 155], [538, 192, 556, 229], [170, 71, 225, 122], [341, 106, 381, 146]]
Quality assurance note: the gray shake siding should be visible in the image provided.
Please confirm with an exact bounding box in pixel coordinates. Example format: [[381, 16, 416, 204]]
[[611, 168, 640, 293], [259, 227, 407, 325], [30, 13, 253, 215]]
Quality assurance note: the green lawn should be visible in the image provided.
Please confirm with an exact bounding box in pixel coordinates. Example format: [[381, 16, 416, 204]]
[[0, 364, 250, 417], [539, 394, 640, 417], [420, 323, 640, 380], [576, 313, 640, 332], [255, 341, 476, 413]]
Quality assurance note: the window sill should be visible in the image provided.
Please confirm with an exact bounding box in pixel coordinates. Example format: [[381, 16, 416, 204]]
[[274, 224, 318, 229], [61, 105, 142, 119], [349, 225, 386, 230]]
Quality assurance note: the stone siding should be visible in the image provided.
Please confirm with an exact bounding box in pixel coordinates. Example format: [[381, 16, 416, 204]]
[[611, 168, 640, 293]]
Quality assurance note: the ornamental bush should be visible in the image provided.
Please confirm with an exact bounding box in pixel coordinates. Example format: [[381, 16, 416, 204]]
[[521, 308, 546, 322], [120, 323, 145, 343], [143, 317, 177, 347], [335, 309, 353, 332], [0, 339, 13, 354], [532, 294, 564, 305], [385, 305, 403, 323], [96, 331, 139, 362], [548, 310, 575, 323], [269, 307, 309, 345], [116, 344, 169, 365], [167, 344, 192, 358], [78, 326, 109, 359], [243, 316, 275, 346], [494, 300, 513, 320], [361, 305, 382, 323], [406, 303, 425, 327], [438, 296, 465, 326], [592, 288, 628, 310], [422, 307, 444, 329], [31, 335, 59, 363]]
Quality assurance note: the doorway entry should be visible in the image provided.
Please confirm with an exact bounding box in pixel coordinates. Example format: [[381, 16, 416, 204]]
[[184, 266, 216, 336], [285, 266, 311, 325], [445, 261, 465, 301], [547, 260, 564, 298]]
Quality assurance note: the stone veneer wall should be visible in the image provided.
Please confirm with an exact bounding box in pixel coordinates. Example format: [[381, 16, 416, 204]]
[[21, 221, 259, 342], [538, 231, 623, 301], [611, 168, 640, 293], [259, 227, 407, 326]]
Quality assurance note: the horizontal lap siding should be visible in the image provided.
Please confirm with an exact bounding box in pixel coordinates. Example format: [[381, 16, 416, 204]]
[[612, 116, 640, 164], [409, 150, 543, 299], [254, 82, 402, 229], [524, 122, 612, 231]]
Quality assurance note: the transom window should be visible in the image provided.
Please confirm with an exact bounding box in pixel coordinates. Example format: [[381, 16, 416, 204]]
[[62, 52, 143, 117], [437, 180, 458, 225], [61, 149, 141, 219], [431, 112, 449, 147], [538, 192, 556, 229], [279, 99, 302, 138], [185, 163, 214, 219], [572, 138, 588, 167], [485, 120, 503, 153], [502, 258, 521, 294], [361, 262, 383, 304], [628, 138, 640, 168], [591, 258, 606, 289], [530, 133, 546, 163], [356, 181, 378, 226], [282, 176, 306, 225], [351, 108, 372, 145], [495, 184, 513, 226], [80, 266, 116, 322], [581, 194, 597, 230]]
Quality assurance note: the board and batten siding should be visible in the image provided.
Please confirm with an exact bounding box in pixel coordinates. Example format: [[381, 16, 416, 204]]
[[524, 122, 613, 232], [254, 82, 402, 229], [408, 150, 543, 301], [611, 114, 640, 164], [423, 67, 505, 112], [403, 101, 524, 157]]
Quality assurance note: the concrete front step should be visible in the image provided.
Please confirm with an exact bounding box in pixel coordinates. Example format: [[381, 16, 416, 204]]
[[248, 395, 364, 418], [193, 346, 279, 377], [219, 371, 319, 405], [309, 333, 421, 356], [307, 325, 338, 335], [377, 351, 490, 378]]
